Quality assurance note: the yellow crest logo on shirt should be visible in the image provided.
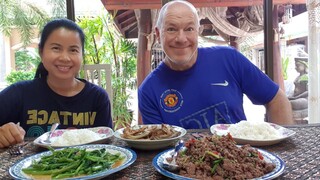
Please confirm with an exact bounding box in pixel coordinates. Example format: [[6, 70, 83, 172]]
[[164, 94, 178, 107], [160, 89, 183, 113]]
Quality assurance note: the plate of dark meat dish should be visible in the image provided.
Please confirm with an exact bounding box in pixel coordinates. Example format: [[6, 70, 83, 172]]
[[153, 134, 285, 180]]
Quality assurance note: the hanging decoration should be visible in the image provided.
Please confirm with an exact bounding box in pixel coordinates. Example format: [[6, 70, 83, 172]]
[[282, 4, 293, 24]]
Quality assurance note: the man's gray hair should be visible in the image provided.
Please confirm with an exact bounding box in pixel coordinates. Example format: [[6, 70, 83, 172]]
[[155, 0, 200, 29]]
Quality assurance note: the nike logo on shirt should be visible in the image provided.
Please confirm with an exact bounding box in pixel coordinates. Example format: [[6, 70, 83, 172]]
[[211, 80, 229, 86]]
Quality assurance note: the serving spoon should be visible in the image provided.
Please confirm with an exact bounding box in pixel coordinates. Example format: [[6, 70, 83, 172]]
[[40, 123, 59, 144], [162, 140, 184, 171]]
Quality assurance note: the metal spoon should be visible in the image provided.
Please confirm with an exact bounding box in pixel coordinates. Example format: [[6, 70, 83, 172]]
[[40, 123, 59, 144], [162, 140, 184, 171]]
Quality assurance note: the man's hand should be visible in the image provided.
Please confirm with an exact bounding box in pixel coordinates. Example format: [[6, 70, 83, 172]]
[[0, 122, 26, 148]]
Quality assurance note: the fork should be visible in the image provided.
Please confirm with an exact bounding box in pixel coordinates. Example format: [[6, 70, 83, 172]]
[[8, 142, 28, 156]]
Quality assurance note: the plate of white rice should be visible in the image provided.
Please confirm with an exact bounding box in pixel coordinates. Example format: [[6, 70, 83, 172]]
[[210, 121, 295, 146], [34, 126, 114, 148]]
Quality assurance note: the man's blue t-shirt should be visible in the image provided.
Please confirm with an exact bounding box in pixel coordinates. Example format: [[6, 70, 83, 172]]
[[138, 46, 279, 129], [0, 77, 112, 137]]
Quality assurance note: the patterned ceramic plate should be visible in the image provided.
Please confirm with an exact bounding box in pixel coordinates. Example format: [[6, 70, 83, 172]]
[[210, 123, 295, 146], [9, 144, 136, 180], [114, 124, 186, 150], [153, 147, 285, 180], [33, 126, 114, 148]]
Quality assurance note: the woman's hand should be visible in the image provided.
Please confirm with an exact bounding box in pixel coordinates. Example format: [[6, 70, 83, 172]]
[[0, 122, 26, 148]]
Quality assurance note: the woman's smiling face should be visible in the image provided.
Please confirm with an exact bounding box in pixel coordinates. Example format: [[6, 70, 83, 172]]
[[40, 27, 83, 80]]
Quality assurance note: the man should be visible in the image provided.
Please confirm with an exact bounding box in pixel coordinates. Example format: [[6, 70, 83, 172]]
[[138, 0, 293, 129]]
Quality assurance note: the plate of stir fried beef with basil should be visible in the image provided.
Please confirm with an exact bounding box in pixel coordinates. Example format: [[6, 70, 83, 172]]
[[153, 134, 285, 180]]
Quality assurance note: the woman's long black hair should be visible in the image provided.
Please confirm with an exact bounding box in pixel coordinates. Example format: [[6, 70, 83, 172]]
[[34, 18, 85, 78]]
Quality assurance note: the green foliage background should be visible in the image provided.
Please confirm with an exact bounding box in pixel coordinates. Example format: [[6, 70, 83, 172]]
[[6, 50, 40, 84], [78, 14, 137, 130]]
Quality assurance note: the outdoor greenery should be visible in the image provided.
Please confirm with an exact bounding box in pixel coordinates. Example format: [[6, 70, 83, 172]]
[[0, 0, 67, 47], [5, 71, 35, 84], [15, 49, 40, 71], [79, 14, 137, 130], [282, 57, 290, 80], [6, 50, 40, 84], [2, 0, 65, 82], [0, 0, 49, 47]]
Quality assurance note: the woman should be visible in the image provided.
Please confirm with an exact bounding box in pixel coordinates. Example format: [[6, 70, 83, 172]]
[[0, 18, 112, 148]]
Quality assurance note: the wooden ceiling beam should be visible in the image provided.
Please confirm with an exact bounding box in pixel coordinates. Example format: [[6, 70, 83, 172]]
[[125, 24, 138, 38], [121, 17, 137, 30], [114, 10, 135, 21], [101, 0, 306, 10]]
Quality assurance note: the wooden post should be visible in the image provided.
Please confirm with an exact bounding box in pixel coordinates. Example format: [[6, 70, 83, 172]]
[[272, 5, 285, 90], [137, 9, 152, 124], [66, 0, 75, 22], [263, 0, 274, 80]]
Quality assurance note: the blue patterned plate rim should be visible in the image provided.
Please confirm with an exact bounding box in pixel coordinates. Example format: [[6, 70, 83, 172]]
[[153, 147, 285, 180]]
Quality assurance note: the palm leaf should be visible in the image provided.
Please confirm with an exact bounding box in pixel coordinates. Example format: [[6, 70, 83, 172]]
[[0, 0, 50, 47]]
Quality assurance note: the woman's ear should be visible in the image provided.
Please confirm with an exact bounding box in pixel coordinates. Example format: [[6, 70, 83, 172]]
[[38, 49, 43, 61]]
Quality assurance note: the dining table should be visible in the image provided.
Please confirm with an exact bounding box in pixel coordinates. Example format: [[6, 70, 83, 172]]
[[0, 123, 319, 180]]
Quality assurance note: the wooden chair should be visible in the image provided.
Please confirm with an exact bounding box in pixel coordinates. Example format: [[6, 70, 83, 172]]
[[82, 64, 113, 110]]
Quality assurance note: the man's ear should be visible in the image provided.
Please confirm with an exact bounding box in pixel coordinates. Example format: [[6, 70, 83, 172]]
[[198, 26, 203, 35], [155, 27, 161, 44]]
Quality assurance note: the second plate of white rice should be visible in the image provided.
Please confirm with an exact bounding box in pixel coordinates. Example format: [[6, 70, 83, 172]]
[[210, 121, 295, 146]]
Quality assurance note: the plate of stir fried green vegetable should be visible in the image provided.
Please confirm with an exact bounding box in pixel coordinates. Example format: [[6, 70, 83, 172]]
[[9, 144, 137, 180]]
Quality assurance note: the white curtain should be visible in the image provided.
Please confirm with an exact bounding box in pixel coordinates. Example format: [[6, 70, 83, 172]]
[[307, 0, 320, 123]]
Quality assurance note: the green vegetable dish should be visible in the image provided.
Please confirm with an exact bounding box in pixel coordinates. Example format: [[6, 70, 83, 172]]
[[22, 147, 125, 179]]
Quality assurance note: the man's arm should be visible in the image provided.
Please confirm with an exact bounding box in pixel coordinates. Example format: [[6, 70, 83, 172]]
[[138, 88, 164, 125], [266, 89, 295, 125]]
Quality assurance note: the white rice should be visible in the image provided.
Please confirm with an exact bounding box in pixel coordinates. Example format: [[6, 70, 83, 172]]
[[52, 129, 102, 146], [228, 121, 281, 140]]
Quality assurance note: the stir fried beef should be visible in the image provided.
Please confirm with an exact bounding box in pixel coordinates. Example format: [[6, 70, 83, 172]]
[[174, 134, 275, 180]]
